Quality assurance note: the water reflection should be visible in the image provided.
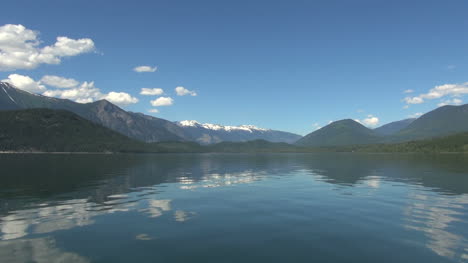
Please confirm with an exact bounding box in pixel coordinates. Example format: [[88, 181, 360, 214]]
[[135, 234, 153, 241], [0, 236, 90, 263], [0, 153, 467, 262], [174, 210, 197, 222], [0, 197, 135, 241], [142, 199, 172, 218], [403, 192, 468, 260], [0, 160, 263, 241], [179, 170, 264, 190], [363, 176, 381, 189]]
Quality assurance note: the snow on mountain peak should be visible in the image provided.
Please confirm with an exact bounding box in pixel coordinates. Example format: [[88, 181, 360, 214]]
[[176, 120, 269, 133], [177, 120, 202, 127]]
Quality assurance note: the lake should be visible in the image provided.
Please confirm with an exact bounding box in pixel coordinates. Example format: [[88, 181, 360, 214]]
[[1, 153, 468, 262]]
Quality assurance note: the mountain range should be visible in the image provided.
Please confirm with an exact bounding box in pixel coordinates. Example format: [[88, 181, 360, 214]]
[[0, 82, 301, 144], [393, 104, 468, 141], [374, 118, 416, 136], [296, 119, 381, 147], [0, 82, 189, 142], [2, 108, 467, 153], [297, 104, 468, 147], [175, 120, 301, 144], [3, 81, 468, 149], [0, 108, 210, 153], [0, 108, 142, 152]]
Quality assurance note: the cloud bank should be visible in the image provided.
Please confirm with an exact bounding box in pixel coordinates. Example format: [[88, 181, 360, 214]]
[[0, 24, 95, 71], [40, 75, 79, 88], [2, 74, 46, 93], [3, 74, 138, 107], [404, 82, 468, 106]]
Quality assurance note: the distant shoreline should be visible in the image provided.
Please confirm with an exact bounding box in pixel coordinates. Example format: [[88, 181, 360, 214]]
[[0, 151, 115, 154], [0, 150, 466, 155]]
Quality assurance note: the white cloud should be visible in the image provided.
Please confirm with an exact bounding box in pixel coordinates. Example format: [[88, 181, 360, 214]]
[[404, 89, 414, 94], [140, 88, 164, 96], [5, 74, 138, 107], [0, 24, 95, 71], [403, 105, 410, 109], [148, 109, 159, 113], [403, 82, 468, 105], [44, 81, 101, 103], [421, 83, 468, 99], [437, 98, 463, 107], [104, 92, 139, 106], [408, 112, 423, 118], [361, 115, 380, 127], [175, 86, 197, 96], [40, 75, 79, 88], [404, 96, 424, 104], [133, 66, 157, 73], [44, 82, 138, 106], [42, 37, 95, 57], [150, 97, 173, 107], [2, 74, 46, 93]]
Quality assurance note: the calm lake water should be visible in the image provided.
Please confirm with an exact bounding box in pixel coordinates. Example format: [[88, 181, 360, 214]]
[[1, 153, 468, 263]]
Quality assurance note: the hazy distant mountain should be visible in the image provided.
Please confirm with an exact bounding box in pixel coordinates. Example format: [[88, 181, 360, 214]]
[[176, 120, 302, 144], [296, 119, 382, 147], [393, 104, 468, 141], [374, 118, 416, 136], [0, 82, 190, 142]]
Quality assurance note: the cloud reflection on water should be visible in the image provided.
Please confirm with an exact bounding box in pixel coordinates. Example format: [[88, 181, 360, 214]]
[[403, 192, 468, 261], [0, 198, 135, 241], [0, 236, 90, 263], [1, 153, 468, 262]]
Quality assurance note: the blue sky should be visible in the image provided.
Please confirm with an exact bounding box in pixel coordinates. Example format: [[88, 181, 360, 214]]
[[1, 0, 468, 135]]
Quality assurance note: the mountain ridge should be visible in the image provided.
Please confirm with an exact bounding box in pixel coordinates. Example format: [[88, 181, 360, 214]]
[[3, 108, 467, 154], [0, 82, 190, 142], [374, 118, 416, 136], [392, 104, 468, 141], [175, 119, 301, 144], [296, 119, 382, 147], [298, 103, 468, 147], [0, 108, 144, 152], [0, 82, 302, 144], [177, 120, 269, 132]]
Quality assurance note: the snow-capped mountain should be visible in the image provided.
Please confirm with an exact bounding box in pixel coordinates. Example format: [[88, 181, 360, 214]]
[[0, 82, 190, 142], [177, 120, 268, 132], [0, 82, 302, 145], [176, 120, 302, 144]]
